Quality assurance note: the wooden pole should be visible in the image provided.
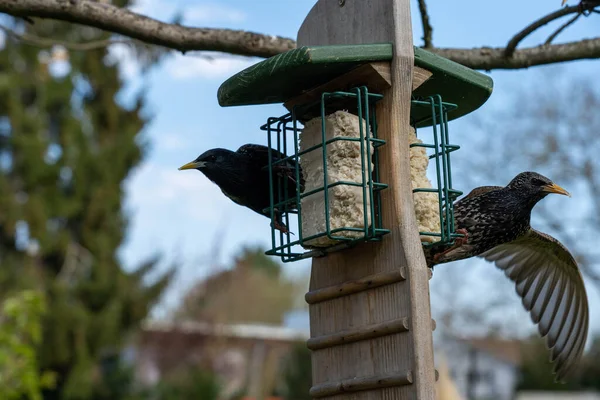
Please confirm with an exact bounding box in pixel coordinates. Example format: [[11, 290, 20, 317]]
[[297, 1, 436, 399]]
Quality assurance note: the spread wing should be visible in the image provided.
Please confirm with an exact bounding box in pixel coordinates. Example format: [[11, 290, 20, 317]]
[[479, 229, 589, 381]]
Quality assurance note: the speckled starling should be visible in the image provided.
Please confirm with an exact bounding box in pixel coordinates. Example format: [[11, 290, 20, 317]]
[[178, 144, 304, 233], [427, 171, 589, 382]]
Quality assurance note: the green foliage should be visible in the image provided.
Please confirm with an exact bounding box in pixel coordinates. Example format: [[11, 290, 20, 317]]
[[177, 246, 304, 325], [577, 336, 600, 390], [517, 334, 600, 391], [237, 246, 283, 279], [517, 335, 577, 391], [280, 342, 312, 400], [0, 290, 56, 400], [152, 367, 221, 400], [0, 9, 172, 399]]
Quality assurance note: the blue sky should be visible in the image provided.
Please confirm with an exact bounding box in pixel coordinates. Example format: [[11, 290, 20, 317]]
[[112, 0, 600, 336]]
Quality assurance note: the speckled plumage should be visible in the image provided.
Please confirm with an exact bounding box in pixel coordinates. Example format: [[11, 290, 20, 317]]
[[426, 172, 589, 382], [178, 144, 304, 233]]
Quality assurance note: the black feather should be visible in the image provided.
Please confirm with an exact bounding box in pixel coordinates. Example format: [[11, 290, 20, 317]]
[[179, 144, 304, 233]]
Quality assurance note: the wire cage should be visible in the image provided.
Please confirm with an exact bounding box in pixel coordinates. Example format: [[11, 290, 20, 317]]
[[260, 86, 390, 263], [410, 95, 463, 248], [261, 90, 463, 263]]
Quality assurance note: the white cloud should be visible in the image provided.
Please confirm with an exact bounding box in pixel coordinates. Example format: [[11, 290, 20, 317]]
[[165, 54, 254, 80], [128, 162, 231, 224], [184, 4, 247, 24], [160, 134, 187, 151]]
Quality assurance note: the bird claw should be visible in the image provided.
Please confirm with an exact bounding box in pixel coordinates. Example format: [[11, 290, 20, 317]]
[[432, 228, 469, 264], [454, 228, 469, 246], [272, 221, 294, 235]]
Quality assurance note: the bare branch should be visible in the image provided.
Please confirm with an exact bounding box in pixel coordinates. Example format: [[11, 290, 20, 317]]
[[545, 13, 581, 45], [417, 0, 433, 48], [505, 3, 598, 57], [433, 39, 600, 70], [0, 0, 598, 71], [0, 0, 296, 58], [0, 24, 128, 51]]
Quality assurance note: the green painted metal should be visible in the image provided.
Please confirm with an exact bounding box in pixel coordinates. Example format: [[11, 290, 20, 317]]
[[261, 87, 390, 263], [261, 87, 464, 262], [410, 95, 464, 247], [217, 44, 493, 127]]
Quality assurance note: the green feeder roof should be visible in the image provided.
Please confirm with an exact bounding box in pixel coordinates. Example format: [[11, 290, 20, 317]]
[[217, 43, 493, 125]]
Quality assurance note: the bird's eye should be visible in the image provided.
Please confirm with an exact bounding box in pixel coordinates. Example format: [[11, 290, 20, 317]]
[[209, 155, 217, 162]]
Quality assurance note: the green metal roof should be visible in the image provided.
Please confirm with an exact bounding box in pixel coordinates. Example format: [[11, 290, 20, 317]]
[[217, 43, 493, 125]]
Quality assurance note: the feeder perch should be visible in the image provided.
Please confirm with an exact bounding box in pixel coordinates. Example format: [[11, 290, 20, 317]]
[[216, 1, 493, 399]]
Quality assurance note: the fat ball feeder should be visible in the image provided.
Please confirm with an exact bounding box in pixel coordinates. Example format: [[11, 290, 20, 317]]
[[216, 1, 493, 399]]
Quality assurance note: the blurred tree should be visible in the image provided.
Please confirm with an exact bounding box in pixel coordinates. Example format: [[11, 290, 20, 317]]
[[279, 342, 312, 400], [151, 367, 220, 400], [176, 246, 303, 325], [516, 335, 579, 391], [578, 335, 600, 390], [0, 3, 172, 398], [0, 290, 56, 400]]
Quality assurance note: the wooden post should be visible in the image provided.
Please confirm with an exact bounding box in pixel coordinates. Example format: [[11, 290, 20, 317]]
[[297, 1, 436, 399]]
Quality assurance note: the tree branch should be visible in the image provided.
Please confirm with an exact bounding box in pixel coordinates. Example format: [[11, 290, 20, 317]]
[[545, 13, 581, 45], [434, 39, 600, 70], [505, 3, 597, 57], [0, 24, 127, 51], [0, 0, 598, 71], [0, 0, 296, 58], [417, 0, 433, 48]]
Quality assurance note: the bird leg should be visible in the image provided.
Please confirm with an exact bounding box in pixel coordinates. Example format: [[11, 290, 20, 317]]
[[432, 228, 469, 264], [271, 220, 295, 236], [273, 164, 299, 185], [453, 228, 469, 246]]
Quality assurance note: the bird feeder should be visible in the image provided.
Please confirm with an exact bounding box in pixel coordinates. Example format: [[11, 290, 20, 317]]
[[217, 1, 493, 399]]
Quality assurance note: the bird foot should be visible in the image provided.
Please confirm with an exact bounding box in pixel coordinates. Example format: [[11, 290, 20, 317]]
[[454, 228, 469, 246], [273, 164, 296, 179], [272, 221, 295, 236], [432, 229, 470, 264]]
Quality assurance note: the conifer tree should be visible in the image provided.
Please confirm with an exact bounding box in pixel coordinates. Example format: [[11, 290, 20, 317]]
[[0, 3, 171, 398]]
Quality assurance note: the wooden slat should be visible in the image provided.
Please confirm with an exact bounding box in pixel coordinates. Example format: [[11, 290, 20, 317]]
[[309, 371, 413, 398], [307, 317, 409, 351], [305, 269, 407, 305]]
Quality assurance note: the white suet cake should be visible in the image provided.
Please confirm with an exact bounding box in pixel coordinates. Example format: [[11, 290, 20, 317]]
[[299, 111, 440, 248], [299, 111, 373, 248], [408, 126, 441, 243]]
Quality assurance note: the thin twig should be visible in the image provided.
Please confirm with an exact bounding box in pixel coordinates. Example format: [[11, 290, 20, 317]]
[[417, 0, 433, 48], [505, 5, 582, 57], [0, 24, 129, 50], [545, 13, 581, 45]]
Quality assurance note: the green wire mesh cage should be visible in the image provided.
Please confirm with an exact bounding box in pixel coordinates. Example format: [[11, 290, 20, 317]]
[[260, 86, 390, 263], [410, 95, 463, 247]]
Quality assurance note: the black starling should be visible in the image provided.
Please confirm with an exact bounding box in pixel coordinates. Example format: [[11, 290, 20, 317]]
[[178, 144, 304, 233], [427, 171, 589, 382]]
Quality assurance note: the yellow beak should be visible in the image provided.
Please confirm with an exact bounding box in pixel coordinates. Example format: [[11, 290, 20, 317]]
[[178, 160, 205, 171], [542, 183, 571, 197]]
